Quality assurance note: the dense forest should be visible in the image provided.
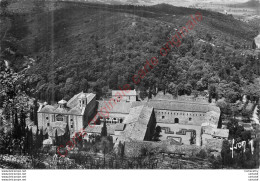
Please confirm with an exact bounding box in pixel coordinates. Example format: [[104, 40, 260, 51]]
[[0, 0, 260, 104]]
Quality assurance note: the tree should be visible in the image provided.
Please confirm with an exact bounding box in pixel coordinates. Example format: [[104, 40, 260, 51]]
[[0, 68, 30, 127], [101, 121, 107, 137], [252, 40, 257, 50], [0, 0, 9, 15], [98, 136, 113, 167], [55, 129, 59, 146], [221, 140, 233, 167], [227, 119, 244, 139], [153, 126, 161, 141]]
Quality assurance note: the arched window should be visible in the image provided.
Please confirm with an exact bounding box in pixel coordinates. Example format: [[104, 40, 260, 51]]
[[162, 116, 165, 119], [189, 118, 192, 121], [174, 118, 179, 124]]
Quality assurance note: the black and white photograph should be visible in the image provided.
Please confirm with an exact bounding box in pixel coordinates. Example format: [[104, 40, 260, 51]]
[[0, 0, 259, 179]]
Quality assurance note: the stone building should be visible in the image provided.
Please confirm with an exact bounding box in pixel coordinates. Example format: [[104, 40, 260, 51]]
[[131, 95, 221, 146], [97, 101, 132, 124], [112, 89, 137, 102], [37, 92, 96, 136], [85, 105, 156, 143]]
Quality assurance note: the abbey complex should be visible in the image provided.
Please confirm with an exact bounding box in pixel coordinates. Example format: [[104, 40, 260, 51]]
[[37, 90, 229, 155]]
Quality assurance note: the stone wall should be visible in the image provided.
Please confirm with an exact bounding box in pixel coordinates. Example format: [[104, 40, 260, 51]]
[[124, 140, 203, 157]]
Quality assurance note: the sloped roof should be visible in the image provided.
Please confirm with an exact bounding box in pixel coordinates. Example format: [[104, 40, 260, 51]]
[[97, 101, 131, 114], [118, 105, 154, 141], [131, 100, 220, 113], [39, 105, 56, 113], [68, 107, 82, 115], [124, 105, 153, 125], [112, 90, 137, 96], [67, 92, 96, 108], [54, 107, 70, 114], [67, 92, 82, 108], [48, 127, 65, 137], [84, 124, 119, 135], [38, 92, 95, 114], [85, 125, 102, 134], [115, 123, 125, 131]]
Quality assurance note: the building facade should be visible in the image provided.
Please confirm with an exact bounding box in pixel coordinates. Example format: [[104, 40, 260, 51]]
[[37, 92, 96, 135], [112, 90, 137, 102]]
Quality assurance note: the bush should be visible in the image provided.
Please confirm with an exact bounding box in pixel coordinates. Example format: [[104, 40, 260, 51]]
[[196, 149, 207, 159]]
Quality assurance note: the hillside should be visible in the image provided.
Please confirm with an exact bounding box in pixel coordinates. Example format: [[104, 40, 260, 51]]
[[228, 0, 260, 9], [0, 1, 259, 103]]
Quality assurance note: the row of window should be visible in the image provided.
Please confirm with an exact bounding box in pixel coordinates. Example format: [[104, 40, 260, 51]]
[[161, 116, 192, 122], [157, 112, 205, 117]]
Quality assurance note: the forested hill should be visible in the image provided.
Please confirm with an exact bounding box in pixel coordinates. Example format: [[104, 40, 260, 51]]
[[1, 0, 260, 103]]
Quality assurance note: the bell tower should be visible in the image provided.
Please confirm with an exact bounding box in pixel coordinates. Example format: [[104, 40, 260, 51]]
[[78, 93, 87, 109]]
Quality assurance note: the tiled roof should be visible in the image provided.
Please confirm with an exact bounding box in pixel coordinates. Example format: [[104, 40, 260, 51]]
[[67, 92, 82, 108], [118, 105, 153, 141], [84, 124, 120, 135], [115, 123, 125, 131], [39, 105, 57, 113], [48, 127, 65, 137], [67, 92, 96, 108], [38, 92, 95, 115], [85, 125, 102, 134], [97, 101, 131, 114], [131, 100, 219, 113], [124, 106, 153, 125], [112, 90, 137, 96], [54, 107, 70, 114], [68, 107, 82, 115]]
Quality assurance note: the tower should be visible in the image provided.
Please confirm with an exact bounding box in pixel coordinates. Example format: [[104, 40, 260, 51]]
[[78, 93, 87, 109]]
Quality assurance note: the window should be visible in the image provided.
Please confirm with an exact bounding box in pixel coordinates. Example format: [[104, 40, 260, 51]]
[[46, 117, 49, 120], [174, 118, 179, 124], [56, 114, 63, 121], [162, 116, 165, 119], [189, 118, 192, 121], [47, 123, 50, 126], [71, 125, 73, 128], [83, 100, 85, 104]]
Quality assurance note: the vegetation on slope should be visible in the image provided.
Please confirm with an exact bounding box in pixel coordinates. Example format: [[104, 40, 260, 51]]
[[0, 1, 259, 104]]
